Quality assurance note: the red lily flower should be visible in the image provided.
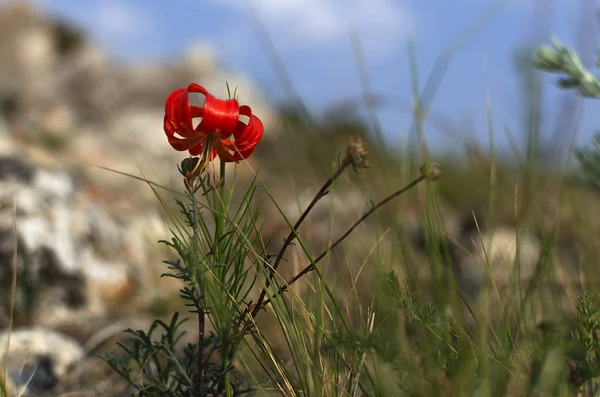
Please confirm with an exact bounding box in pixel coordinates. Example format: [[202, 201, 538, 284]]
[[163, 83, 264, 163]]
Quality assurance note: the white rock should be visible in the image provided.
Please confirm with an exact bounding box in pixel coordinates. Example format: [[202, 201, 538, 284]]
[[457, 227, 541, 296], [33, 169, 74, 201], [0, 327, 84, 394], [79, 248, 130, 287], [110, 109, 171, 157], [41, 104, 76, 137], [17, 26, 54, 78], [15, 186, 41, 215], [16, 215, 49, 253]]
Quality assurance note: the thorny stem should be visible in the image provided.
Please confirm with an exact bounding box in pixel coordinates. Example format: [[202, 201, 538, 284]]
[[250, 156, 353, 319], [257, 174, 426, 311]]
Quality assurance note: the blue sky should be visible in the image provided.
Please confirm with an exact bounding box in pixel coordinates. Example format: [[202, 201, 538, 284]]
[[32, 0, 600, 157]]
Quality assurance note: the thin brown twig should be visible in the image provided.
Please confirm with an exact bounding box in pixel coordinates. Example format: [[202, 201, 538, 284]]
[[250, 156, 353, 319], [258, 174, 426, 311]]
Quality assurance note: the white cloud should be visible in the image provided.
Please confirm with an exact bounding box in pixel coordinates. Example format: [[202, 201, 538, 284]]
[[210, 0, 415, 55]]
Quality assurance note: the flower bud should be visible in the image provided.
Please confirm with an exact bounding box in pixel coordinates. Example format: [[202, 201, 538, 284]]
[[179, 157, 200, 178], [420, 161, 442, 181]]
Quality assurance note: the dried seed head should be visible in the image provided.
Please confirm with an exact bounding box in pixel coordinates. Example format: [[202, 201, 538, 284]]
[[346, 135, 370, 172], [567, 359, 584, 386], [179, 157, 200, 178], [420, 161, 442, 181]]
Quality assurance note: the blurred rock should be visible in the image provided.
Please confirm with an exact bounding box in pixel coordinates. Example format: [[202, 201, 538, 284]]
[[408, 209, 542, 304], [456, 226, 541, 298], [278, 186, 366, 244], [0, 155, 34, 182], [40, 103, 75, 140], [0, 327, 84, 396], [0, 155, 146, 334]]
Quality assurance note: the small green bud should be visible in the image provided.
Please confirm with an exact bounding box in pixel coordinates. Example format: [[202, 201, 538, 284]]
[[420, 162, 442, 181], [533, 46, 562, 71], [535, 36, 600, 98]]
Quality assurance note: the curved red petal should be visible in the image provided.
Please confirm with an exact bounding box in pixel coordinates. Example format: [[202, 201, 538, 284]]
[[237, 146, 256, 159], [189, 139, 207, 156], [199, 94, 240, 136], [164, 87, 197, 139], [167, 135, 204, 152], [163, 115, 178, 136], [189, 106, 204, 117], [165, 115, 204, 152], [189, 141, 219, 159], [187, 83, 209, 96], [216, 119, 262, 162], [233, 115, 264, 150], [234, 146, 256, 161], [164, 116, 188, 142], [201, 146, 218, 160], [212, 115, 264, 162], [214, 142, 238, 162], [164, 87, 186, 113], [239, 105, 252, 117], [225, 144, 256, 162]]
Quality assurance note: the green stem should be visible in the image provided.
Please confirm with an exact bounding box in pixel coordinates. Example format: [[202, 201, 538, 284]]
[[189, 181, 205, 397], [216, 159, 232, 397], [215, 159, 226, 258]]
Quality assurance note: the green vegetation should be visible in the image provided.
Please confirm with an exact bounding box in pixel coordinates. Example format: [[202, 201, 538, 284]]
[[6, 3, 600, 397], [97, 14, 600, 397]]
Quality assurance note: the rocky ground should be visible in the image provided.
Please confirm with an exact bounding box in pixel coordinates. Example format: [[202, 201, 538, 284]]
[[0, 2, 278, 394]]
